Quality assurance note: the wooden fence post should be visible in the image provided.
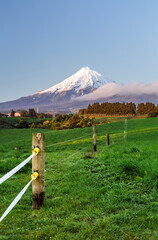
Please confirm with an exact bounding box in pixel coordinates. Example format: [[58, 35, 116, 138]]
[[106, 133, 110, 148], [32, 133, 45, 209], [93, 125, 97, 152]]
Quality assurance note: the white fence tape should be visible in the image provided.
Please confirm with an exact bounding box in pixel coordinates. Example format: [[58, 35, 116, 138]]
[[0, 152, 35, 185], [0, 178, 33, 223]]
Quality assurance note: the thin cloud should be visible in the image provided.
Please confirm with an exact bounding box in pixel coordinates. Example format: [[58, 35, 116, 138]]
[[74, 81, 158, 101]]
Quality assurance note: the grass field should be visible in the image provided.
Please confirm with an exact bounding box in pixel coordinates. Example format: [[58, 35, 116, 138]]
[[0, 118, 158, 239]]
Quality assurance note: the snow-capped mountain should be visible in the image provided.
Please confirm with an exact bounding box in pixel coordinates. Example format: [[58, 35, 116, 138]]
[[0, 66, 113, 111], [1, 66, 158, 113], [39, 66, 113, 97]]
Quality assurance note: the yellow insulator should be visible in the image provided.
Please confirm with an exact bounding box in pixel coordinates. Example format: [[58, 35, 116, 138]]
[[32, 147, 40, 155], [31, 172, 39, 180]]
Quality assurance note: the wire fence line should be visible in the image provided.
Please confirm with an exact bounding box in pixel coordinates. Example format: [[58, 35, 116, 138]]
[[45, 133, 92, 149], [0, 134, 90, 184], [51, 146, 89, 168], [0, 123, 130, 223], [0, 131, 92, 223], [0, 133, 92, 187], [0, 129, 92, 148], [0, 125, 128, 223]]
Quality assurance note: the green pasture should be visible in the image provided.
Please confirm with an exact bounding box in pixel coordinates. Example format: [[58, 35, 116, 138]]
[[0, 118, 158, 239]]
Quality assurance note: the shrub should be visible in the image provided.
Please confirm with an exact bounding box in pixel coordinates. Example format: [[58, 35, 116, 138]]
[[44, 114, 93, 130], [147, 111, 158, 118], [16, 118, 29, 128]]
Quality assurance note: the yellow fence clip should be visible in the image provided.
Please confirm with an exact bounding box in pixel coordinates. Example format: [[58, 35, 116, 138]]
[[32, 146, 40, 155], [31, 171, 39, 180]]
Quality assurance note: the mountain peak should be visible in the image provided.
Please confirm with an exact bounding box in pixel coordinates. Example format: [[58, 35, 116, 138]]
[[81, 66, 91, 71], [40, 66, 113, 96], [77, 66, 101, 77]]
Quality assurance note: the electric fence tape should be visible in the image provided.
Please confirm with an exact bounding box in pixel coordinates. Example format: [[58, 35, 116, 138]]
[[0, 176, 35, 223], [0, 152, 36, 185]]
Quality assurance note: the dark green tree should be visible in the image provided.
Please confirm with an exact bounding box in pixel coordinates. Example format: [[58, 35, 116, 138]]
[[10, 109, 15, 117], [28, 108, 37, 118]]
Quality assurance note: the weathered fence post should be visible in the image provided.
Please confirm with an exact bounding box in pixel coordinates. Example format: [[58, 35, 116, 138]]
[[32, 133, 45, 209], [93, 125, 97, 152], [106, 133, 110, 148]]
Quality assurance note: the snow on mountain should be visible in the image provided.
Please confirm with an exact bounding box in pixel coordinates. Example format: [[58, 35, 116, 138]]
[[0, 66, 115, 111], [39, 66, 113, 96]]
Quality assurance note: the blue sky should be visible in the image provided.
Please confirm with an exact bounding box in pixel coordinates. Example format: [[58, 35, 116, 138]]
[[0, 0, 158, 102]]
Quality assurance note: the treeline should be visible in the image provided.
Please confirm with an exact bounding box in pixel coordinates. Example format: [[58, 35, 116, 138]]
[[78, 102, 158, 116]]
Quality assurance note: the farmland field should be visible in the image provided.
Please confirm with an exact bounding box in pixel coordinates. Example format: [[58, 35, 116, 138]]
[[0, 118, 158, 239]]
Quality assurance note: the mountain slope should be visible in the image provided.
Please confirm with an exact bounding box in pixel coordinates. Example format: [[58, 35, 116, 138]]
[[0, 67, 112, 111]]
